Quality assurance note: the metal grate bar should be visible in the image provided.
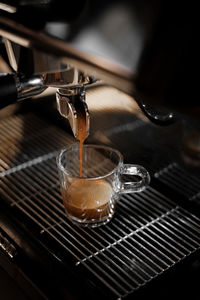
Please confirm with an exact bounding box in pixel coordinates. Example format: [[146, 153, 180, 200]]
[[158, 218, 197, 251], [1, 159, 200, 298], [0, 163, 149, 294], [55, 154, 181, 275], [169, 210, 200, 236], [144, 226, 184, 259], [80, 216, 163, 277], [117, 206, 186, 259], [99, 220, 169, 269], [152, 220, 193, 254], [23, 199, 141, 293], [2, 158, 200, 297], [10, 199, 123, 298], [155, 162, 200, 200], [118, 198, 197, 253], [0, 116, 52, 149], [172, 164, 200, 187], [0, 151, 58, 177], [49, 191, 157, 282], [156, 168, 192, 197], [37, 186, 156, 287], [114, 198, 193, 255], [0, 113, 73, 172], [6, 186, 130, 295], [1, 124, 67, 155], [1, 114, 200, 299], [111, 216, 175, 265], [164, 215, 200, 245], [0, 114, 65, 146], [105, 221, 168, 268], [120, 197, 197, 255], [34, 197, 145, 290], [121, 193, 170, 225], [99, 226, 164, 275], [178, 207, 200, 227], [117, 203, 190, 255]]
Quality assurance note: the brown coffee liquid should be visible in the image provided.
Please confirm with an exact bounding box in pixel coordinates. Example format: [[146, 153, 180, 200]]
[[62, 179, 113, 220], [76, 106, 87, 177], [64, 104, 114, 221]]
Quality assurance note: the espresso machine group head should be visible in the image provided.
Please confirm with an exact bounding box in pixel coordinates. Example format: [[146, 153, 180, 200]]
[[0, 0, 198, 132], [0, 0, 94, 137]]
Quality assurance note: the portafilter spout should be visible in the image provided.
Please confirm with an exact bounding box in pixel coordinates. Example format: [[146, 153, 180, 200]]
[[56, 85, 90, 139]]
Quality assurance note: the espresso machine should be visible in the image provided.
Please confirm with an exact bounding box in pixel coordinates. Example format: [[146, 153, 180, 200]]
[[0, 1, 200, 300]]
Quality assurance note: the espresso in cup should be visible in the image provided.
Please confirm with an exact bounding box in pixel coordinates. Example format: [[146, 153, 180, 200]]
[[57, 144, 150, 227], [62, 178, 115, 221]]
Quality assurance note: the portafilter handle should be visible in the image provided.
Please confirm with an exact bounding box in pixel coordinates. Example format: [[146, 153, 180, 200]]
[[138, 102, 176, 126]]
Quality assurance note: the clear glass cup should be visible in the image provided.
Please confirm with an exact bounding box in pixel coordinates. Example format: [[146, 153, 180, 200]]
[[57, 144, 150, 227]]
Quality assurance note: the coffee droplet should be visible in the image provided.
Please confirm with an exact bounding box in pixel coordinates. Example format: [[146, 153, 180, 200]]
[[63, 179, 113, 220]]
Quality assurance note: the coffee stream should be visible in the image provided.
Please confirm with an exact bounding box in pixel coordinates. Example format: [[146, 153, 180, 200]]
[[63, 106, 113, 222], [76, 105, 87, 177]]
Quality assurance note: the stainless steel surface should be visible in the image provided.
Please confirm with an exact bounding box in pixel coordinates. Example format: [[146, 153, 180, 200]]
[[15, 74, 47, 101], [155, 162, 200, 201], [0, 14, 134, 95], [0, 113, 73, 171], [0, 1, 199, 125], [0, 230, 17, 259], [0, 5, 181, 125], [4, 40, 93, 88], [56, 86, 90, 138], [0, 112, 200, 299]]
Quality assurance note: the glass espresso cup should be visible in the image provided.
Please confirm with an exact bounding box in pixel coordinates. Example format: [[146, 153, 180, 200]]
[[57, 144, 150, 227]]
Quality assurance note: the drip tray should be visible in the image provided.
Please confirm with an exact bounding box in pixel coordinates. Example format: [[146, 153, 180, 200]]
[[155, 162, 200, 202], [0, 112, 200, 299]]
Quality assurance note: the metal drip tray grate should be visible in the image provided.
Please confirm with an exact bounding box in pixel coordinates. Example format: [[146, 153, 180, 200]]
[[155, 162, 200, 202], [0, 113, 73, 172], [1, 157, 200, 298], [0, 113, 200, 299]]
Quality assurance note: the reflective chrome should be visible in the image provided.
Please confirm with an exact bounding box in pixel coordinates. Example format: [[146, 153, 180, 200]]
[[0, 231, 17, 259], [155, 162, 200, 200], [0, 15, 176, 125], [0, 113, 200, 299], [56, 86, 90, 138], [15, 74, 46, 100]]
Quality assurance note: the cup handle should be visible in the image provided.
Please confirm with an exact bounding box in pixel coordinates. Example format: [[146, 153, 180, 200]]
[[120, 164, 150, 193]]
